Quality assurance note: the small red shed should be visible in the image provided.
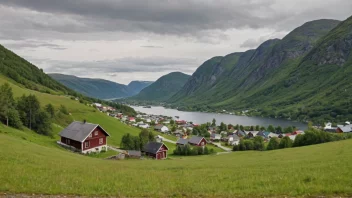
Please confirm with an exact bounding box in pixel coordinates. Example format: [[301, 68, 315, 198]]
[[142, 142, 169, 160], [59, 121, 110, 154], [188, 136, 207, 147]]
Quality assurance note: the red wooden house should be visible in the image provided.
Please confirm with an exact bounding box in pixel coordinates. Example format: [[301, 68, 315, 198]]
[[188, 136, 207, 147], [142, 142, 169, 160], [59, 121, 110, 154]]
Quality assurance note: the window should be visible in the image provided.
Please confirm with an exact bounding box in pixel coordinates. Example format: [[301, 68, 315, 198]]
[[94, 131, 98, 136], [99, 138, 103, 144], [85, 141, 90, 148], [201, 142, 205, 146], [66, 139, 70, 144], [89, 133, 92, 138]]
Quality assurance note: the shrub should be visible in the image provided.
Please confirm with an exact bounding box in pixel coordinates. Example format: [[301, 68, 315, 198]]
[[267, 137, 280, 150], [253, 136, 265, 151], [279, 136, 293, 149]]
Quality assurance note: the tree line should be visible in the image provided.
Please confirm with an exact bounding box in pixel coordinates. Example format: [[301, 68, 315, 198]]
[[0, 83, 70, 136], [173, 145, 214, 156], [233, 128, 352, 152], [120, 129, 155, 150]]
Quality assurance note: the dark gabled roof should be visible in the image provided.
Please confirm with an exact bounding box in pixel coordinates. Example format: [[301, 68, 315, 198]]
[[176, 138, 189, 145], [256, 131, 266, 137], [59, 121, 110, 142], [154, 125, 164, 130], [236, 130, 246, 136], [143, 142, 168, 154], [189, 136, 206, 145]]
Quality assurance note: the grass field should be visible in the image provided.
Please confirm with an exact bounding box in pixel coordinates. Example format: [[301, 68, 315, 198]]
[[0, 131, 352, 197], [2, 75, 352, 197]]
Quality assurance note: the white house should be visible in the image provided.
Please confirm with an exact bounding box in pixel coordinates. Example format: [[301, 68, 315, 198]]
[[228, 134, 240, 146], [139, 124, 150, 129], [154, 125, 169, 133], [324, 122, 332, 130], [93, 103, 102, 108]]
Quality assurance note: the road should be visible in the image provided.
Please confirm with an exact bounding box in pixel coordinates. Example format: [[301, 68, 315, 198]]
[[107, 146, 125, 153], [210, 142, 233, 152]]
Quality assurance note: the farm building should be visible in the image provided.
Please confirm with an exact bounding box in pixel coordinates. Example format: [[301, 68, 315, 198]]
[[176, 138, 189, 146], [142, 142, 169, 160], [188, 136, 207, 147], [59, 121, 110, 154]]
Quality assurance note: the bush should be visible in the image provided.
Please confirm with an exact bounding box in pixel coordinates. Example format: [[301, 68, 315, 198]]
[[267, 137, 280, 150], [253, 136, 265, 151], [279, 136, 293, 149], [7, 108, 23, 129]]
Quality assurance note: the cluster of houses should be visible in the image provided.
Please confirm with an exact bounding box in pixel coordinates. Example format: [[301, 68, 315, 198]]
[[323, 121, 352, 133], [208, 128, 305, 146], [93, 103, 117, 112]]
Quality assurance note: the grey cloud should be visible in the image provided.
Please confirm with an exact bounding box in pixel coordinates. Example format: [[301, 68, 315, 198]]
[[3, 41, 66, 50], [35, 56, 198, 76], [1, 0, 350, 41], [140, 45, 163, 48]]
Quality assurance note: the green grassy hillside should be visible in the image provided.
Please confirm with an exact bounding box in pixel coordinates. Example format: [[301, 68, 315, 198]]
[[0, 45, 72, 94], [169, 18, 352, 123], [0, 131, 351, 197], [0, 75, 141, 147], [49, 73, 153, 99], [129, 72, 190, 102]]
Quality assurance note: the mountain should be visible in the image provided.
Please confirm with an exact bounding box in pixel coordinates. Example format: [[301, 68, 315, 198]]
[[127, 81, 153, 95], [0, 44, 72, 94], [129, 72, 191, 102], [169, 18, 352, 123], [49, 74, 153, 100]]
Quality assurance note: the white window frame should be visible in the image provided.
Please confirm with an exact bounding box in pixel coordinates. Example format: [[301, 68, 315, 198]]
[[89, 133, 92, 138], [85, 141, 90, 148], [94, 131, 98, 136], [99, 138, 103, 144]]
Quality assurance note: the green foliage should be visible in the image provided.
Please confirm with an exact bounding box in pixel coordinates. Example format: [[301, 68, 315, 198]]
[[267, 137, 280, 150], [173, 145, 213, 156], [267, 125, 275, 132], [0, 83, 16, 127], [253, 136, 265, 151], [7, 108, 23, 129], [121, 129, 155, 150], [59, 105, 69, 115], [255, 125, 260, 131], [279, 136, 293, 149], [284, 126, 294, 133], [45, 103, 55, 118], [170, 120, 175, 125], [34, 110, 53, 137], [211, 118, 216, 126], [219, 122, 227, 132]]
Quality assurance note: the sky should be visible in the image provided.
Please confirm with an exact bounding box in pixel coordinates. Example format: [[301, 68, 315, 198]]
[[0, 0, 351, 85]]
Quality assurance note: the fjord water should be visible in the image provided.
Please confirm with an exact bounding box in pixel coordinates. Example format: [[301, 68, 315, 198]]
[[131, 106, 307, 130]]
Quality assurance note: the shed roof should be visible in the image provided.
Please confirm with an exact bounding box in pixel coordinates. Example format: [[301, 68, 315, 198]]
[[189, 136, 206, 145], [143, 142, 168, 154], [127, 150, 141, 157], [337, 124, 352, 132], [59, 121, 110, 142], [176, 138, 189, 145], [154, 125, 164, 130]]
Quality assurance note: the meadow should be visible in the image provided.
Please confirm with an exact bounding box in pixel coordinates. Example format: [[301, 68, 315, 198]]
[[1, 75, 352, 197], [0, 131, 352, 197]]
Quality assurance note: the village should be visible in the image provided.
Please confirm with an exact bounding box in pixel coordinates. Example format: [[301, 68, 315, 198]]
[[56, 103, 352, 160]]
